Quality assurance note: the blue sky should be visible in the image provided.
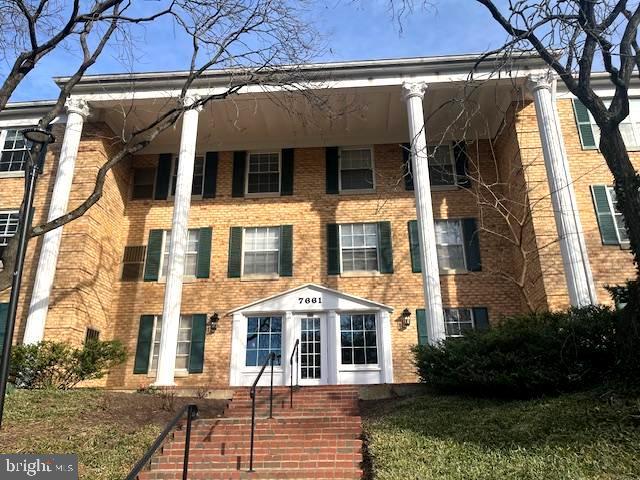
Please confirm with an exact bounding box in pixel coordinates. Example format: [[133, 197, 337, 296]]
[[6, 0, 509, 102]]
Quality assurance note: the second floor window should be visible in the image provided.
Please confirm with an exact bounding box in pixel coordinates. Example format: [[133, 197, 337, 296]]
[[435, 220, 466, 271], [171, 156, 205, 197], [0, 211, 19, 258], [605, 186, 629, 244], [340, 148, 374, 192], [340, 223, 379, 272], [160, 229, 200, 278], [243, 226, 280, 275], [428, 145, 456, 186], [0, 128, 31, 173], [247, 152, 280, 194]]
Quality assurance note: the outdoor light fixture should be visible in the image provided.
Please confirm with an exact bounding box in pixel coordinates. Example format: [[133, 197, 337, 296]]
[[401, 308, 412, 328], [209, 313, 219, 334], [21, 128, 56, 173]]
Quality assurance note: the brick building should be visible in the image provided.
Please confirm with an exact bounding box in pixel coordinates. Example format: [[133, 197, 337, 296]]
[[0, 53, 634, 389]]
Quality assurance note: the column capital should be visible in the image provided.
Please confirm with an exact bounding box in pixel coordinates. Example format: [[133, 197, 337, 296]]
[[527, 71, 555, 93], [401, 82, 428, 101], [65, 98, 90, 118]]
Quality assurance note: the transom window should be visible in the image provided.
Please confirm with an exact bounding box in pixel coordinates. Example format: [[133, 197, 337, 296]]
[[171, 156, 205, 197], [243, 227, 280, 276], [246, 316, 282, 366], [150, 315, 193, 371], [340, 148, 374, 191], [0, 211, 19, 258], [606, 186, 629, 243], [0, 128, 31, 173], [435, 220, 466, 271], [427, 145, 456, 186], [444, 308, 474, 337], [247, 152, 280, 194], [340, 223, 379, 272], [160, 229, 200, 278], [340, 313, 378, 365]]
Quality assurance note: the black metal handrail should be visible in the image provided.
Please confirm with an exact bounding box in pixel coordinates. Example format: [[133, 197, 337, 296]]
[[126, 403, 198, 480], [249, 351, 276, 472], [289, 339, 300, 408]]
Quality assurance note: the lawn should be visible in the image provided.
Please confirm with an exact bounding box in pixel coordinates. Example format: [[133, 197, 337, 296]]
[[362, 390, 640, 480], [0, 389, 226, 480]]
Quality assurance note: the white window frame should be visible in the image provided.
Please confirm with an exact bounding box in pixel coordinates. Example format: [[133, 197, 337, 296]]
[[338, 146, 376, 194], [338, 312, 380, 368], [244, 315, 284, 369], [158, 229, 200, 280], [427, 144, 458, 189], [0, 127, 33, 177], [245, 151, 281, 197], [240, 226, 281, 279], [587, 99, 640, 151], [0, 209, 20, 249], [443, 307, 475, 338], [169, 154, 206, 199], [435, 219, 467, 273], [338, 223, 380, 274], [148, 314, 193, 375], [605, 186, 630, 244]]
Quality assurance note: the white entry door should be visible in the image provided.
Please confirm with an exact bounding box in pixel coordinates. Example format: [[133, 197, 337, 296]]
[[296, 313, 327, 385]]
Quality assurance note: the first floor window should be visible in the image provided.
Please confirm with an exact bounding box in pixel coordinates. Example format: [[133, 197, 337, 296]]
[[243, 227, 280, 275], [340, 313, 378, 365], [247, 152, 280, 194], [161, 229, 200, 278], [85, 328, 100, 343], [435, 220, 466, 271], [246, 316, 282, 366], [0, 211, 19, 258], [606, 186, 629, 243], [340, 148, 374, 191], [428, 145, 456, 186], [340, 223, 379, 272], [0, 128, 31, 172], [150, 315, 193, 370], [171, 156, 205, 197], [444, 308, 474, 337]]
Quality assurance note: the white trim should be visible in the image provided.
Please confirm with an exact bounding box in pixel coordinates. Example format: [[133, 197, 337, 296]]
[[245, 150, 281, 197], [434, 218, 467, 273], [338, 146, 376, 194], [0, 126, 33, 174], [240, 225, 281, 278], [443, 307, 476, 338], [605, 186, 630, 245], [157, 229, 200, 280], [338, 222, 381, 275], [169, 154, 206, 200]]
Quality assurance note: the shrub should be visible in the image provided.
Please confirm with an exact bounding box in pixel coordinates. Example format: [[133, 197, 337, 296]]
[[413, 306, 619, 398], [11, 340, 126, 389]]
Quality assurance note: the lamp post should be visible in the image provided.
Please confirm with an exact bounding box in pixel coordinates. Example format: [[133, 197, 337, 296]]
[[0, 127, 55, 429]]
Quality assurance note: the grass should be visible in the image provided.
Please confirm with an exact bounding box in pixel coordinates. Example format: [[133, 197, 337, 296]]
[[0, 389, 226, 480], [362, 389, 640, 480]]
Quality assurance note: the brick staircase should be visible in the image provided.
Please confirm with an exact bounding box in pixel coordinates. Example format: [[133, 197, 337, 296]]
[[138, 386, 364, 479]]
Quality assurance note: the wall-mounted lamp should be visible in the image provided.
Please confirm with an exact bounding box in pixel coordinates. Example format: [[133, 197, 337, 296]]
[[208, 313, 219, 334], [401, 308, 412, 328]]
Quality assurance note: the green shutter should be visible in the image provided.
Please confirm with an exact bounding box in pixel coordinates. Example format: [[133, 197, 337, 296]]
[[454, 141, 471, 187], [154, 153, 172, 200], [408, 220, 421, 273], [462, 218, 482, 271], [189, 314, 207, 374], [591, 185, 619, 245], [473, 307, 489, 331], [279, 225, 293, 277], [327, 224, 340, 275], [402, 143, 414, 191], [232, 151, 246, 197], [416, 309, 428, 346], [377, 221, 394, 274], [196, 227, 212, 279], [326, 147, 339, 194], [572, 99, 597, 149], [143, 230, 164, 281], [281, 149, 294, 196], [0, 303, 8, 357], [133, 315, 155, 374], [227, 227, 243, 278], [203, 152, 218, 198]]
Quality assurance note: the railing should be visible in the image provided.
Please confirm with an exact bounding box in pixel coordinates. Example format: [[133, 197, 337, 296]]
[[126, 403, 198, 480], [289, 339, 300, 408], [249, 351, 276, 473]]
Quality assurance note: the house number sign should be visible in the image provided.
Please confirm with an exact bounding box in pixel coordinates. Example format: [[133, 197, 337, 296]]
[[297, 297, 322, 304]]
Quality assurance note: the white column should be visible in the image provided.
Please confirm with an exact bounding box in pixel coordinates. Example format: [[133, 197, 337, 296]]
[[23, 98, 90, 345], [527, 73, 597, 306], [229, 313, 244, 386], [154, 98, 201, 386], [327, 310, 339, 385], [402, 82, 446, 344], [379, 311, 394, 384]]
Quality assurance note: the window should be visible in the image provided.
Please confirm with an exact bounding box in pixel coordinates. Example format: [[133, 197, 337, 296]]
[[132, 168, 155, 199], [427, 145, 456, 186], [0, 211, 19, 259], [247, 152, 280, 194], [85, 328, 100, 343], [121, 245, 147, 281], [340, 148, 374, 191], [246, 316, 282, 366], [150, 315, 193, 371], [340, 313, 378, 365], [444, 308, 475, 337], [606, 186, 629, 243], [580, 98, 640, 150], [160, 229, 200, 278], [171, 156, 205, 197], [340, 223, 379, 272], [435, 220, 466, 271], [243, 227, 280, 275], [0, 128, 31, 173]]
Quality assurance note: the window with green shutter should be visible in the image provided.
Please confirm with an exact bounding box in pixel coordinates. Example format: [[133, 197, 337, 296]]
[[154, 153, 172, 200], [408, 220, 421, 273], [325, 147, 339, 194], [232, 151, 247, 197], [189, 314, 207, 373], [279, 225, 293, 276], [196, 227, 212, 278], [416, 308, 428, 346], [327, 223, 340, 275], [281, 149, 294, 196], [133, 315, 155, 374], [591, 185, 629, 245], [228, 227, 243, 278], [377, 221, 394, 274], [143, 230, 163, 281], [203, 152, 218, 198], [332, 222, 393, 274], [572, 99, 597, 149]]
